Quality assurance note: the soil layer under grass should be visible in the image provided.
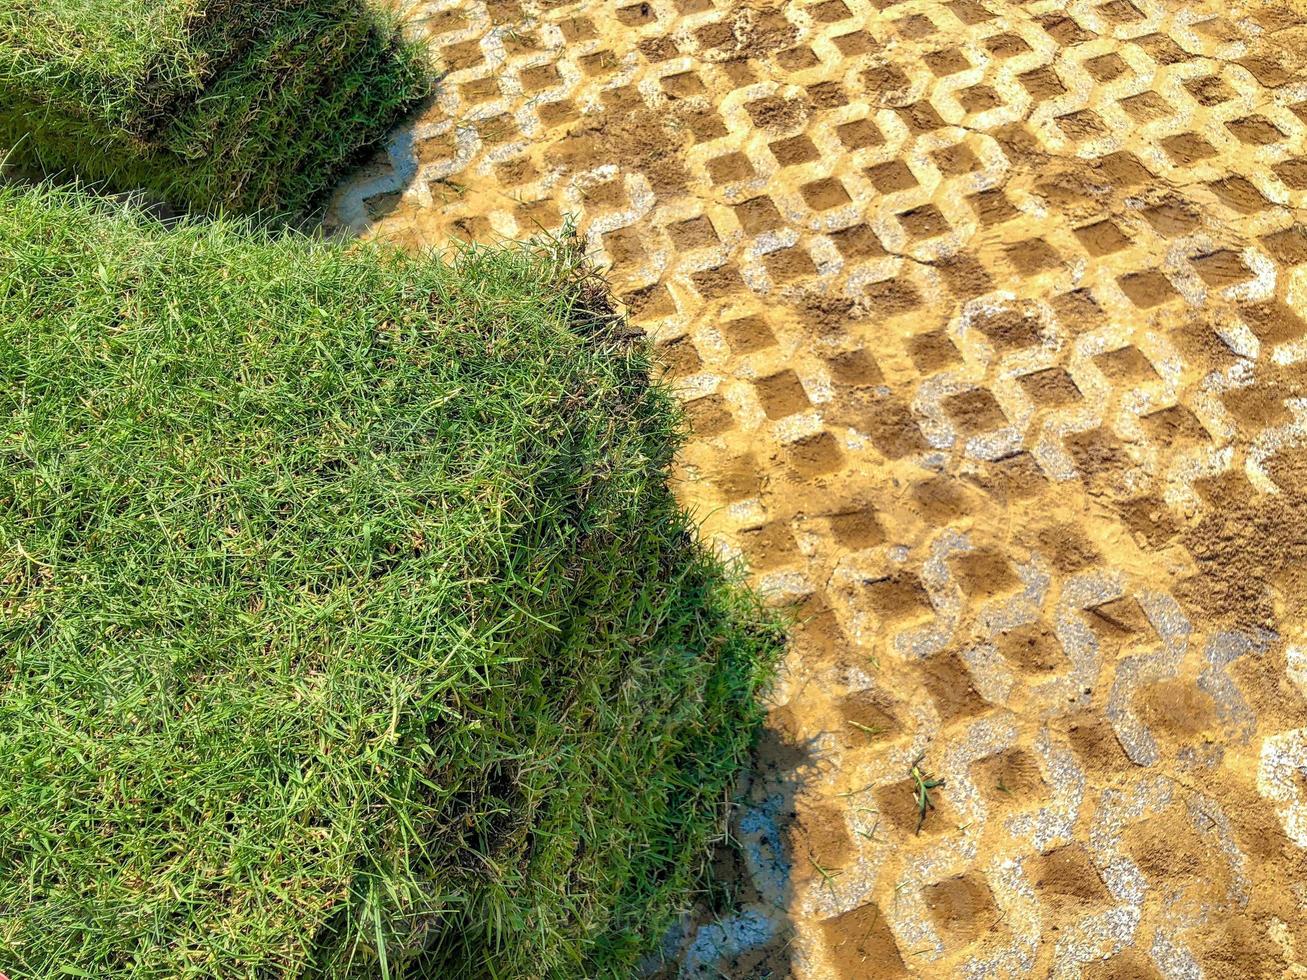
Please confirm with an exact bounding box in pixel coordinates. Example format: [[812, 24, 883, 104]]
[[0, 1, 429, 215], [0, 185, 781, 978]]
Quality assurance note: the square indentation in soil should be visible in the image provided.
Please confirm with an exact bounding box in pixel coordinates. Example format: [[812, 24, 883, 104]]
[[864, 574, 933, 625], [691, 264, 746, 299], [1086, 52, 1129, 81], [1064, 711, 1132, 775], [827, 505, 885, 549], [866, 160, 918, 192], [1064, 426, 1129, 488], [1050, 109, 1103, 139], [801, 178, 852, 211], [771, 134, 820, 166], [1185, 74, 1234, 106], [660, 71, 706, 98], [821, 902, 908, 976], [968, 189, 1020, 226], [1024, 520, 1099, 572], [1140, 404, 1209, 447], [462, 76, 500, 104], [1029, 844, 1110, 916], [1074, 219, 1130, 256], [836, 117, 883, 149], [1191, 249, 1253, 288], [786, 431, 843, 477], [1083, 595, 1155, 646], [925, 873, 996, 947], [1261, 226, 1307, 265], [1241, 301, 1307, 344], [1018, 367, 1082, 406], [1097, 151, 1153, 187], [944, 255, 994, 299], [708, 152, 754, 184], [944, 389, 1008, 434], [1096, 345, 1159, 382], [894, 13, 936, 38], [1083, 951, 1163, 980], [949, 0, 995, 25], [997, 622, 1065, 673], [657, 335, 701, 378], [1020, 66, 1065, 99], [721, 315, 776, 353], [932, 142, 978, 176], [1131, 677, 1218, 745], [603, 227, 646, 266], [779, 45, 817, 72], [898, 205, 950, 240], [666, 215, 719, 250], [734, 196, 785, 234], [986, 32, 1030, 57], [863, 398, 929, 459], [908, 329, 962, 371], [519, 63, 560, 92], [1121, 92, 1172, 122], [959, 85, 1002, 113], [911, 475, 972, 523], [922, 651, 988, 723], [1006, 238, 1063, 274], [1117, 270, 1177, 308], [838, 687, 897, 738], [950, 549, 1020, 600], [925, 47, 971, 75], [979, 452, 1047, 503], [810, 0, 853, 22], [617, 2, 655, 25], [1222, 384, 1293, 430], [1116, 494, 1180, 549], [877, 770, 956, 836], [765, 247, 817, 281], [1140, 198, 1200, 235], [1124, 809, 1232, 897], [1227, 116, 1285, 146], [739, 520, 797, 570], [863, 279, 922, 316], [745, 95, 811, 133], [827, 348, 884, 387], [829, 224, 885, 259], [1162, 132, 1217, 166], [1099, 0, 1144, 24], [897, 101, 948, 133], [970, 747, 1046, 804], [1038, 13, 1092, 45], [683, 394, 733, 436], [1274, 158, 1307, 190], [754, 370, 810, 418], [1206, 176, 1271, 214]]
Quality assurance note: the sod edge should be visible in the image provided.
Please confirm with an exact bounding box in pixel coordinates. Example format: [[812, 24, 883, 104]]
[[0, 186, 781, 978]]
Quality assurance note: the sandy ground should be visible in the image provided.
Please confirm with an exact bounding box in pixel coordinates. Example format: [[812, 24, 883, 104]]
[[333, 0, 1307, 975]]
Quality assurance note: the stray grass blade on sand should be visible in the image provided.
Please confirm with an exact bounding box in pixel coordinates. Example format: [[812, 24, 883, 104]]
[[0, 184, 782, 978]]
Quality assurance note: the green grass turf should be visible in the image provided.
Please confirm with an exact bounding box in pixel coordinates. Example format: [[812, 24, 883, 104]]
[[0, 184, 781, 979], [0, 1, 431, 214]]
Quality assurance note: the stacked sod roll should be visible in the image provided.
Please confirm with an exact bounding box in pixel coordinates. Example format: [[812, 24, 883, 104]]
[[0, 1, 430, 214], [0, 185, 781, 978]]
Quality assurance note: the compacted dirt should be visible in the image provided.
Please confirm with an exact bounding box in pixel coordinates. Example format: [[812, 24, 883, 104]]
[[334, 0, 1307, 975]]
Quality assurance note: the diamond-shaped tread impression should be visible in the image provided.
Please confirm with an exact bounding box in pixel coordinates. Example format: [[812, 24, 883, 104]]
[[328, 0, 1307, 976]]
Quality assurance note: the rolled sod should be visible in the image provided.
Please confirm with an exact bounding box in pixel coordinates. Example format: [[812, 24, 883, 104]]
[[0, 1, 430, 214], [0, 185, 781, 978]]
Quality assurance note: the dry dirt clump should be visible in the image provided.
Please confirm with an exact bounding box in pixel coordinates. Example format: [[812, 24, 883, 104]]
[[334, 0, 1307, 975]]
